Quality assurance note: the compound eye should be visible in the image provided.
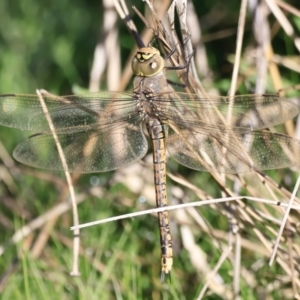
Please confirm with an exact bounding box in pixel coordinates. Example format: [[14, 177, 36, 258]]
[[131, 47, 165, 76], [144, 56, 164, 76], [150, 62, 158, 70]]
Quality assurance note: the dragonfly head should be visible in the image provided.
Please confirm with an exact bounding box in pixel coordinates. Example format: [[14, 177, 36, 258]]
[[132, 47, 165, 77]]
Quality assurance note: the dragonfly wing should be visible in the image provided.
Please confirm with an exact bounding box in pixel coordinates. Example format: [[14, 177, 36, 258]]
[[0, 92, 136, 133], [167, 124, 300, 173], [158, 93, 298, 131], [13, 123, 148, 173]]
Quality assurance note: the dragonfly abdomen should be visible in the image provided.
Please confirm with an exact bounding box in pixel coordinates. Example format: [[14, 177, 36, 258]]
[[146, 117, 173, 280]]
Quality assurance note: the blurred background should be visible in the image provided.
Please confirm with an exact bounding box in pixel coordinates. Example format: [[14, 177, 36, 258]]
[[0, 0, 300, 299]]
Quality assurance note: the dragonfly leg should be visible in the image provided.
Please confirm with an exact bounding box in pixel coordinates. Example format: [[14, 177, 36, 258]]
[[164, 48, 195, 88]]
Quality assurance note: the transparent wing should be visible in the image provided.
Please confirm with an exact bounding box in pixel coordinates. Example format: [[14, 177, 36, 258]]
[[1, 91, 298, 173], [0, 92, 296, 133], [167, 123, 300, 173], [13, 123, 148, 172], [155, 93, 298, 131], [0, 92, 137, 133]]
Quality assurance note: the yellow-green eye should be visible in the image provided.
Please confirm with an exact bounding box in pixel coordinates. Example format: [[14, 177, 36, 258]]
[[131, 47, 165, 77]]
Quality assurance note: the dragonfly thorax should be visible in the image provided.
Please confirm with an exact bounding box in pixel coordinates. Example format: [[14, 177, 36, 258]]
[[132, 47, 165, 77], [133, 70, 170, 120], [133, 90, 161, 118]]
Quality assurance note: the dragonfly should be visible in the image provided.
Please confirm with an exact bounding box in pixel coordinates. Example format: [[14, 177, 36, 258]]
[[0, 47, 300, 280]]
